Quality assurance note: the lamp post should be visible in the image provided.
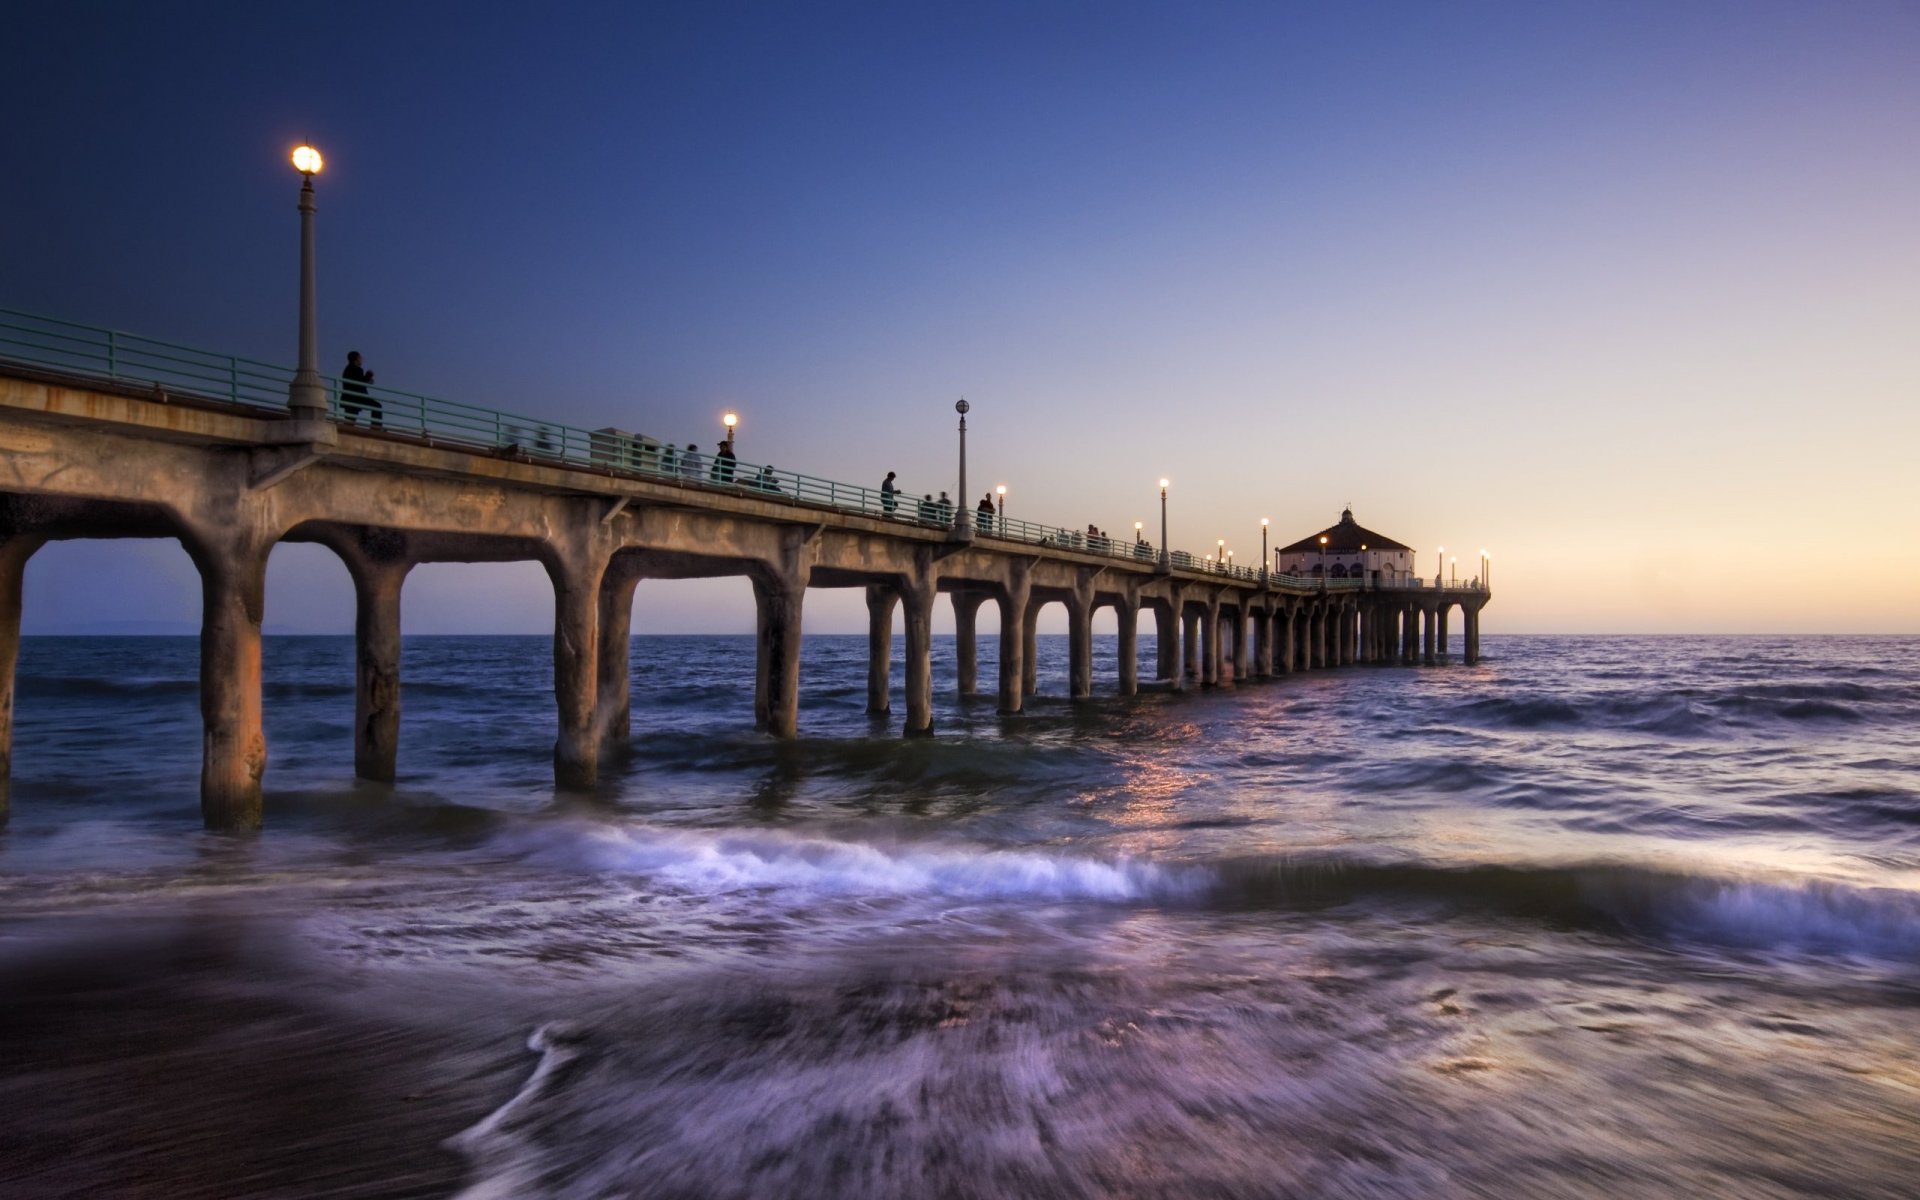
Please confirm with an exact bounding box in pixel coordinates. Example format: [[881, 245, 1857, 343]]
[[287, 144, 327, 421], [996, 484, 1006, 533], [1260, 518, 1270, 586], [953, 398, 970, 535], [1319, 534, 1329, 588], [722, 411, 738, 445], [1134, 520, 1143, 557], [1436, 546, 1444, 587], [1217, 539, 1226, 575], [1158, 479, 1170, 568], [1484, 550, 1492, 589], [1450, 556, 1458, 585]]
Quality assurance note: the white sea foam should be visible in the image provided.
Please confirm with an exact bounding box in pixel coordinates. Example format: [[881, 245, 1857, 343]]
[[502, 819, 1193, 903]]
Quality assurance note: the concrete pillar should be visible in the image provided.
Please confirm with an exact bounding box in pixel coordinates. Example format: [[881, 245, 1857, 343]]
[[902, 577, 936, 736], [192, 534, 273, 830], [865, 584, 896, 714], [998, 570, 1030, 714], [1178, 610, 1193, 680], [1116, 598, 1139, 696], [1279, 607, 1296, 674], [1067, 592, 1094, 700], [1254, 606, 1273, 678], [593, 562, 642, 748], [1153, 602, 1177, 684], [1423, 606, 1437, 665], [1202, 599, 1221, 687], [548, 546, 612, 787], [350, 556, 411, 782], [1022, 598, 1042, 697], [1230, 605, 1251, 683], [1343, 605, 1357, 665], [1465, 604, 1481, 665], [1437, 604, 1451, 663], [953, 590, 984, 695], [753, 570, 806, 738], [1403, 604, 1419, 664], [0, 535, 44, 821]]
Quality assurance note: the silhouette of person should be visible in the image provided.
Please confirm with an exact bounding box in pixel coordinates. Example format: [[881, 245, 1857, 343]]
[[757, 465, 781, 493], [976, 492, 994, 532], [681, 443, 704, 480], [713, 438, 737, 484], [880, 471, 898, 515], [340, 351, 382, 428]]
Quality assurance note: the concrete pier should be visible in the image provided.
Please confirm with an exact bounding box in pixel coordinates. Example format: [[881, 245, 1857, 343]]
[[0, 359, 1489, 829], [0, 534, 44, 818]]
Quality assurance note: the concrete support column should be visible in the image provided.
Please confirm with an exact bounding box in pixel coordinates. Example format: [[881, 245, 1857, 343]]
[[0, 535, 44, 821], [1153, 602, 1177, 684], [1422, 606, 1438, 665], [593, 562, 642, 749], [1343, 605, 1357, 665], [1202, 599, 1222, 687], [1067, 578, 1094, 700], [1403, 605, 1419, 664], [1230, 605, 1250, 683], [1116, 598, 1139, 696], [1183, 609, 1201, 685], [753, 570, 806, 738], [901, 577, 936, 736], [953, 591, 984, 696], [997, 568, 1031, 714], [865, 584, 896, 714], [191, 533, 274, 830], [1279, 607, 1296, 674], [350, 556, 411, 782], [1437, 604, 1451, 663], [548, 546, 612, 787], [1254, 607, 1273, 678], [1465, 604, 1482, 665], [1312, 607, 1327, 668], [1022, 599, 1042, 697]]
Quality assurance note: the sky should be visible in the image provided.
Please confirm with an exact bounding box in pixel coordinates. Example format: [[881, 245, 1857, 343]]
[[3, 0, 1916, 635]]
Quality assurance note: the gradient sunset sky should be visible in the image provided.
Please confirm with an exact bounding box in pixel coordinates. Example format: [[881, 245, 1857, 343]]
[[4, 1, 1915, 635]]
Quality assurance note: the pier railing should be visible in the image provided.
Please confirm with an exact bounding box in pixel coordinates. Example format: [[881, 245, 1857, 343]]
[[0, 308, 1483, 593]]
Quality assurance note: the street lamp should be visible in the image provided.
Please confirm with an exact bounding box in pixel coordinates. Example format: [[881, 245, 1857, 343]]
[[1134, 520, 1143, 556], [287, 143, 327, 421], [1218, 538, 1226, 575], [1260, 518, 1270, 585], [1158, 479, 1170, 568], [995, 483, 1006, 532], [953, 398, 970, 534], [1319, 534, 1329, 587], [1436, 546, 1444, 587], [1484, 550, 1492, 589], [722, 411, 738, 443], [1450, 556, 1458, 585]]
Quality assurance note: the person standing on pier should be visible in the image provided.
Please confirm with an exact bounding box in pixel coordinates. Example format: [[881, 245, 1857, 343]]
[[881, 471, 898, 515], [681, 444, 704, 481], [340, 351, 382, 428], [712, 438, 737, 484], [977, 492, 995, 533]]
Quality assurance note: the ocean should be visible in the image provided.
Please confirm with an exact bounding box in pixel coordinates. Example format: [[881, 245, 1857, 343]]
[[0, 633, 1916, 1198]]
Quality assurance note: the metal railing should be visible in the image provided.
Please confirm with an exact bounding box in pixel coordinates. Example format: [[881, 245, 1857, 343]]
[[0, 308, 1486, 592]]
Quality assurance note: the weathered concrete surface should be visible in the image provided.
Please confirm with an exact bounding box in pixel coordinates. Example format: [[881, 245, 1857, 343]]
[[0, 368, 1489, 829], [0, 534, 44, 820]]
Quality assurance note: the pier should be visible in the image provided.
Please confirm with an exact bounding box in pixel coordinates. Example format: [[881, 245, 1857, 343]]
[[0, 310, 1489, 829]]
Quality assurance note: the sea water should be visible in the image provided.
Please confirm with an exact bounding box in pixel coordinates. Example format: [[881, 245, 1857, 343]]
[[1, 634, 1916, 1198]]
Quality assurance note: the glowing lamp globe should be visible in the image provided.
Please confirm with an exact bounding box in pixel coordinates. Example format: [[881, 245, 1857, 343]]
[[291, 145, 324, 175]]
